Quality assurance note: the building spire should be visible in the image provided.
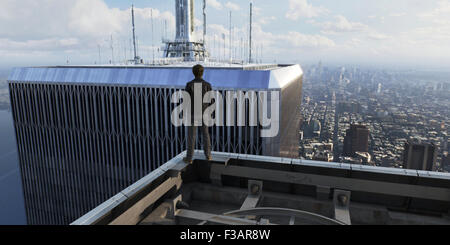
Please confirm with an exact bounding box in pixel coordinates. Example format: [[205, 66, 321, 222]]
[[203, 0, 207, 47], [249, 2, 253, 63], [131, 4, 138, 62], [164, 0, 208, 61]]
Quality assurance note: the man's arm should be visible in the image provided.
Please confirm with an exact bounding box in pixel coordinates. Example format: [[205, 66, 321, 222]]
[[185, 82, 192, 96], [205, 82, 213, 107]]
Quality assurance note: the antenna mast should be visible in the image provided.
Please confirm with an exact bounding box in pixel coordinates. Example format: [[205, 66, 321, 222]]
[[110, 35, 114, 64], [229, 11, 232, 63], [131, 5, 138, 62], [151, 9, 155, 65], [203, 0, 207, 47], [249, 2, 253, 64]]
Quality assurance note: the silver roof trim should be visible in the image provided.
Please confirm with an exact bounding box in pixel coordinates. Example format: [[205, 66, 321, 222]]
[[7, 64, 302, 90], [71, 152, 187, 225]]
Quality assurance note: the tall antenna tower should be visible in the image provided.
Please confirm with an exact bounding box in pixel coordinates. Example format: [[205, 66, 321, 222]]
[[164, 0, 207, 61], [240, 37, 243, 61], [136, 36, 140, 60], [203, 0, 207, 47], [229, 11, 232, 63], [261, 43, 263, 63], [110, 35, 114, 64], [151, 9, 155, 64], [249, 2, 253, 63], [131, 5, 138, 62], [123, 39, 127, 62], [255, 43, 258, 64]]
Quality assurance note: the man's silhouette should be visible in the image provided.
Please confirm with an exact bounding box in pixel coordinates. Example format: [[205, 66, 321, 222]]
[[183, 64, 212, 164]]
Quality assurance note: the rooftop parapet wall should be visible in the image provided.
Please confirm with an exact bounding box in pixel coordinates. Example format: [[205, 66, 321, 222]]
[[72, 151, 450, 226], [7, 65, 302, 90]]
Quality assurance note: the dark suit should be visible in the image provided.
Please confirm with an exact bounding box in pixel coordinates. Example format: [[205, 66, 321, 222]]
[[185, 78, 212, 160]]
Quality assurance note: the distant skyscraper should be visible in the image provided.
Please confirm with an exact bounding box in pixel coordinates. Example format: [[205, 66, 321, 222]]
[[343, 125, 369, 157], [442, 152, 449, 169], [402, 141, 437, 171], [303, 119, 321, 138], [337, 102, 361, 114], [443, 82, 450, 91]]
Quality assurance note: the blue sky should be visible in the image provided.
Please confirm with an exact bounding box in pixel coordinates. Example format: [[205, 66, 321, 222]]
[[1, 0, 450, 69]]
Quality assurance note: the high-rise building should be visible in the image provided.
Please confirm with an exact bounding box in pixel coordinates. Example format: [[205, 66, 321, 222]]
[[337, 102, 361, 114], [402, 141, 437, 171], [442, 152, 449, 170], [303, 119, 321, 138], [8, 64, 303, 224], [343, 124, 369, 157]]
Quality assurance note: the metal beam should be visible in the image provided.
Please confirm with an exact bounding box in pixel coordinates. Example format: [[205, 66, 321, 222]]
[[210, 164, 450, 202], [224, 207, 344, 225], [241, 180, 263, 210], [241, 196, 261, 210], [175, 209, 272, 225], [109, 174, 182, 225], [333, 190, 351, 225]]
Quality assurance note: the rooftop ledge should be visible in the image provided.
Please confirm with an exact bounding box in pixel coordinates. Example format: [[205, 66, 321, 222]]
[[72, 151, 450, 226], [7, 64, 303, 90]]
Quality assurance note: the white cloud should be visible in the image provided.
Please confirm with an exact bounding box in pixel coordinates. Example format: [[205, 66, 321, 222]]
[[282, 31, 335, 48], [0, 0, 175, 64], [414, 0, 450, 41], [419, 0, 450, 19], [213, 22, 334, 48], [418, 0, 450, 27], [207, 0, 223, 10], [1, 0, 449, 68], [67, 0, 126, 38], [253, 6, 263, 16], [249, 23, 335, 49], [0, 38, 80, 51], [367, 32, 391, 40], [407, 26, 450, 41], [257, 16, 277, 25], [314, 15, 368, 33], [204, 20, 335, 63], [286, 0, 328, 20], [390, 12, 406, 17], [225, 2, 240, 11]]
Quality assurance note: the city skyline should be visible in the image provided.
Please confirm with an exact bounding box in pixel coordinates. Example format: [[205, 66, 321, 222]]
[[300, 63, 449, 171], [1, 0, 450, 69]]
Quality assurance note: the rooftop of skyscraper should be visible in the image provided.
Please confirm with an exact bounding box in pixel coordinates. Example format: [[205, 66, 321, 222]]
[[8, 64, 302, 90], [72, 151, 450, 225]]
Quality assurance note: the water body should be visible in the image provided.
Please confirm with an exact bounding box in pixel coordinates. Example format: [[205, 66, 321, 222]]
[[0, 109, 26, 225]]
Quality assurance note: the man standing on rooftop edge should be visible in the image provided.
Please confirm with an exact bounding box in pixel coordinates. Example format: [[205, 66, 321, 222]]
[[183, 64, 213, 164]]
